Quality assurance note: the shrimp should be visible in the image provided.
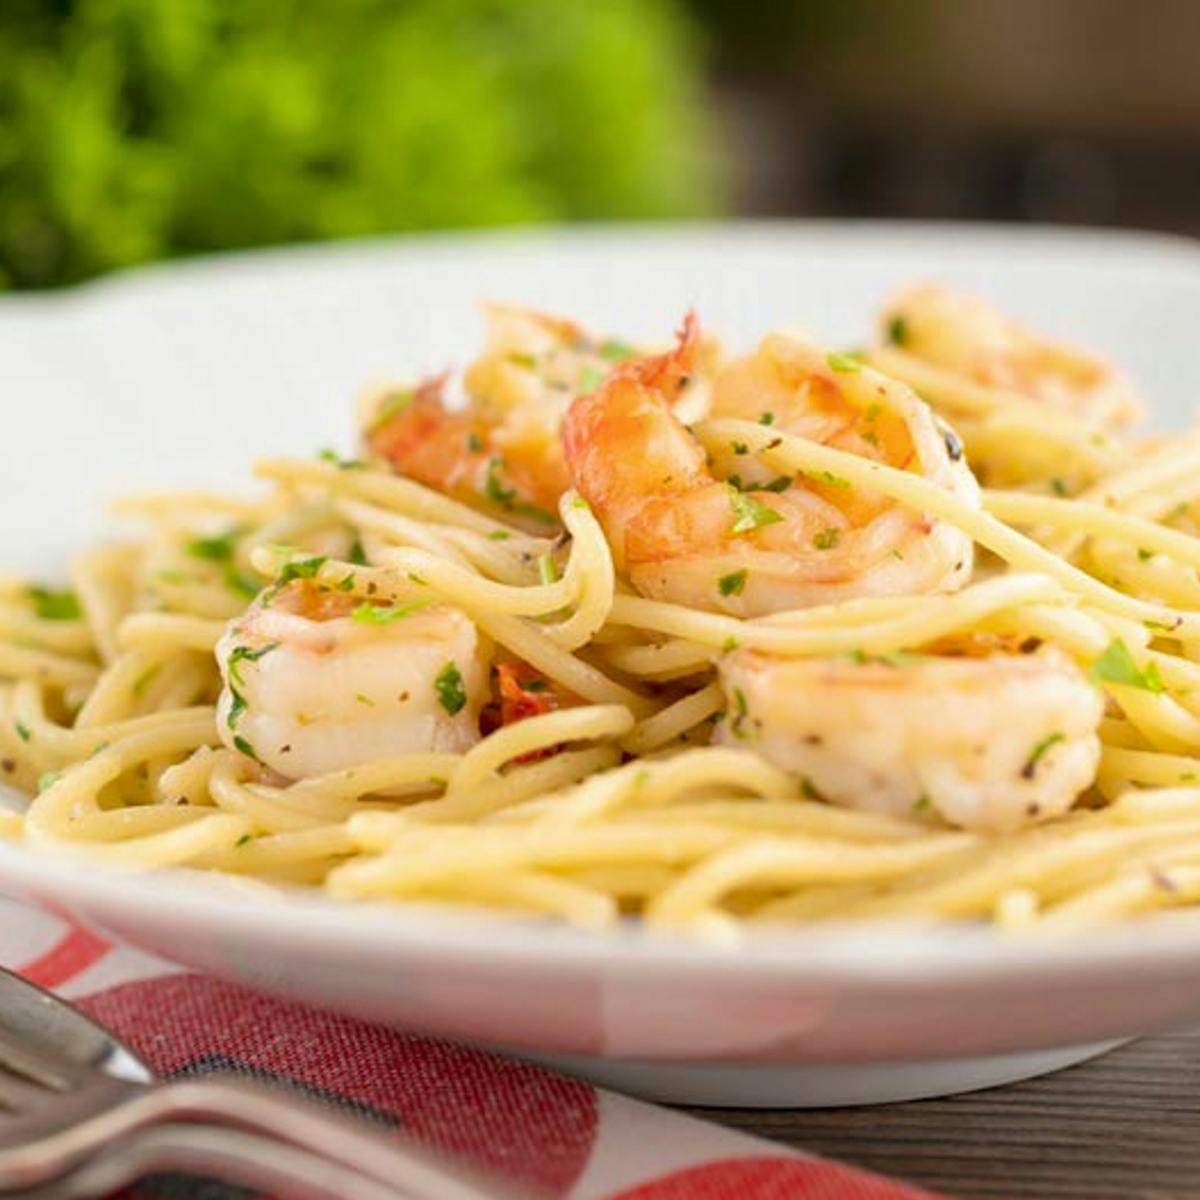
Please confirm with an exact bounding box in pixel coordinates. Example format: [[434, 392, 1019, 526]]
[[216, 579, 485, 779], [716, 638, 1104, 833], [562, 315, 979, 617], [365, 305, 649, 530], [877, 284, 1143, 432]]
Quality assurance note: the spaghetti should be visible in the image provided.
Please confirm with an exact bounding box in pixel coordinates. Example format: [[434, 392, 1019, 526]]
[[6, 286, 1200, 938]]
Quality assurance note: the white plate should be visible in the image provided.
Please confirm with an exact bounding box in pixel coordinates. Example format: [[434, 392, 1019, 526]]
[[5, 221, 1200, 1107]]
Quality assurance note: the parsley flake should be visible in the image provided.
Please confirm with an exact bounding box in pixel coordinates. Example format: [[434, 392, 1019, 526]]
[[807, 469, 851, 488], [27, 586, 82, 622], [578, 364, 606, 393], [435, 662, 467, 716], [718, 569, 748, 597], [317, 448, 366, 470], [826, 352, 861, 374], [887, 315, 909, 346], [279, 556, 327, 585], [186, 532, 236, 562], [223, 565, 260, 600], [813, 527, 841, 550], [351, 601, 426, 625], [227, 642, 281, 688], [232, 734, 262, 763], [1089, 639, 1165, 694], [728, 486, 783, 536], [598, 339, 635, 362], [368, 389, 413, 433], [1022, 732, 1065, 779]]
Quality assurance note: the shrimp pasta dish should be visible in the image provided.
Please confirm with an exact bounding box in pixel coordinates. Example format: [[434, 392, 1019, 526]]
[[6, 287, 1200, 938]]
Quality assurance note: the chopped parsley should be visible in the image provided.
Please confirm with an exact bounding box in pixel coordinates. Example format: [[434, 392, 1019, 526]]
[[317, 448, 366, 470], [913, 794, 933, 815], [482, 458, 556, 525], [507, 352, 537, 369], [278, 556, 328, 585], [722, 636, 740, 653], [368, 388, 413, 433], [467, 433, 485, 452], [578, 364, 606, 393], [36, 771, 61, 793], [732, 441, 749, 456], [13, 722, 30, 743], [801, 777, 826, 801], [232, 734, 262, 763], [227, 642, 281, 688], [728, 486, 783, 535], [235, 833, 253, 847], [1089, 639, 1165, 694], [223, 565, 261, 600], [1022, 732, 1065, 779], [186, 532, 236, 562], [350, 601, 426, 625], [813, 527, 841, 551], [758, 475, 792, 493], [598, 338, 635, 362], [1145, 617, 1180, 633], [487, 530, 512, 541], [807, 469, 851, 488], [1137, 548, 1154, 562], [758, 412, 775, 426], [435, 662, 467, 716], [826, 351, 861, 374], [335, 574, 356, 592], [537, 555, 560, 585], [1050, 477, 1069, 497], [718, 569, 748, 597], [27, 585, 81, 622], [887, 315, 909, 346], [347, 537, 369, 566], [355, 693, 376, 707]]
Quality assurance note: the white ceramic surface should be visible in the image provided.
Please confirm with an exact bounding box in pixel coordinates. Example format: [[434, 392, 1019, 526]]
[[4, 221, 1200, 1106]]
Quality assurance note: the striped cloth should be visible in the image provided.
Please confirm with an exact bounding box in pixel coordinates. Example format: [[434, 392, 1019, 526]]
[[6, 900, 941, 1199]]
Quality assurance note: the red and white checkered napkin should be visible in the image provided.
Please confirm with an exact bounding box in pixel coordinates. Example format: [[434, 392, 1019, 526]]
[[5, 901, 940, 1200]]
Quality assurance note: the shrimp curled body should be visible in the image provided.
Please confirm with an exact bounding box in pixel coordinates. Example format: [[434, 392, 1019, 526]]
[[563, 318, 979, 617], [216, 582, 485, 780], [716, 642, 1103, 832]]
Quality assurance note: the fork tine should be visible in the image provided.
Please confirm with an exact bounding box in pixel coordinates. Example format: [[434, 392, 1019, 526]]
[[0, 1067, 56, 1114], [0, 1035, 76, 1092]]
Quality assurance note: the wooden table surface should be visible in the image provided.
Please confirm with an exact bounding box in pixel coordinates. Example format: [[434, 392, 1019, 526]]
[[689, 1027, 1200, 1199]]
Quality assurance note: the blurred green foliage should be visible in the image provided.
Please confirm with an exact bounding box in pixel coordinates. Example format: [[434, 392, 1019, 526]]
[[0, 0, 722, 289]]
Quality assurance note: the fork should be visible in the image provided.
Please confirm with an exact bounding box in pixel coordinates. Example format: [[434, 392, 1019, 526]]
[[0, 967, 529, 1198]]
